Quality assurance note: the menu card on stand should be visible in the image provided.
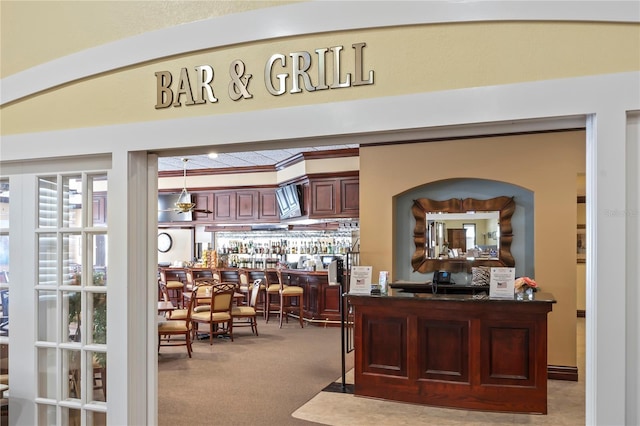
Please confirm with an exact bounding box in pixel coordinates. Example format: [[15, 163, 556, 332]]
[[349, 266, 373, 294], [489, 267, 516, 299]]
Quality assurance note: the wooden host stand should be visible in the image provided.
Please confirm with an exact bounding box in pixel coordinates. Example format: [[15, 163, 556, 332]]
[[349, 291, 555, 414]]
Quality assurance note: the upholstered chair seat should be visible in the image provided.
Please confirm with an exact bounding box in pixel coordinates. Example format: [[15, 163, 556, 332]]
[[158, 286, 195, 358], [190, 283, 235, 345], [231, 279, 261, 336]]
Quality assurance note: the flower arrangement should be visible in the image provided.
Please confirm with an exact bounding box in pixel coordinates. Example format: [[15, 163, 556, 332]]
[[514, 276, 537, 292]]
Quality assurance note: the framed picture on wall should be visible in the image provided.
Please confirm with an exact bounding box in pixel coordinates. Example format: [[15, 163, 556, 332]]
[[577, 225, 586, 263]]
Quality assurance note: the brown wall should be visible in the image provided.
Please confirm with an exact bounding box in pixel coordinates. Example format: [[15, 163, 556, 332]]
[[359, 130, 586, 367]]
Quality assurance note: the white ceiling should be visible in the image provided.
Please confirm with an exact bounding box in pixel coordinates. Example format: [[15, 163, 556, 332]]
[[158, 144, 358, 171]]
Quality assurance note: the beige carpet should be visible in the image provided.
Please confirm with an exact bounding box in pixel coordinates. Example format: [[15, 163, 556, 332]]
[[158, 317, 354, 425], [159, 317, 584, 426]]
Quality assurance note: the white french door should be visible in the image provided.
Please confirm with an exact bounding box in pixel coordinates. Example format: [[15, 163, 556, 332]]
[[35, 173, 108, 425], [7, 159, 111, 426]]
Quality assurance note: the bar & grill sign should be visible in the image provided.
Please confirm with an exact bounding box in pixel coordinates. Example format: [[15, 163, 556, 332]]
[[154, 42, 374, 109]]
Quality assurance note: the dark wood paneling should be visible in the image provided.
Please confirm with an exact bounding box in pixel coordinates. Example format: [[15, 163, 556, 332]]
[[362, 314, 407, 376], [310, 180, 337, 216], [547, 365, 579, 381], [214, 192, 235, 222], [259, 190, 279, 220], [350, 294, 555, 414], [278, 270, 341, 324], [322, 285, 341, 314], [192, 192, 212, 221], [419, 319, 469, 382], [482, 322, 534, 385], [340, 178, 360, 215], [236, 190, 258, 221]]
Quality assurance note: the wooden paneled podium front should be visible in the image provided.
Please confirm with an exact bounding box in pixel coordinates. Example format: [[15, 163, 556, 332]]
[[348, 291, 556, 414]]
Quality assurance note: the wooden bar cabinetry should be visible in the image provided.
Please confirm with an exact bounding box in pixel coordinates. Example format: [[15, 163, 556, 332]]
[[278, 269, 342, 325]]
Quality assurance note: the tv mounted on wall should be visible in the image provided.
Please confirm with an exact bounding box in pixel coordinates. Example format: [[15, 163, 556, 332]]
[[275, 184, 303, 219]]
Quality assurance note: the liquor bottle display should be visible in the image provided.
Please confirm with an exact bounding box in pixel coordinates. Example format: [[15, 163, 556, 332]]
[[211, 228, 358, 269]]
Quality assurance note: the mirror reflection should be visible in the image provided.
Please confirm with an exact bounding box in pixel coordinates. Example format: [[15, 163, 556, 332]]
[[411, 196, 515, 273], [426, 211, 500, 259]]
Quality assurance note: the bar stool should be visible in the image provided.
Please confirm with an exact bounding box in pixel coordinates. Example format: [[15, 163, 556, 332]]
[[264, 269, 281, 322], [276, 270, 304, 328]]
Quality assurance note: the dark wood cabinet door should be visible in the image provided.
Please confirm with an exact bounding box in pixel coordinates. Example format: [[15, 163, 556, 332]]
[[306, 281, 319, 316], [259, 189, 279, 220], [236, 190, 258, 221], [339, 178, 359, 215], [310, 180, 337, 216], [214, 191, 236, 222], [321, 284, 341, 316], [309, 177, 359, 218], [192, 192, 212, 221]]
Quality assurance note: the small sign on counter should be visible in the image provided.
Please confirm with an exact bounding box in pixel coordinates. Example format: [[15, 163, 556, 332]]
[[349, 266, 373, 294], [489, 267, 516, 299]]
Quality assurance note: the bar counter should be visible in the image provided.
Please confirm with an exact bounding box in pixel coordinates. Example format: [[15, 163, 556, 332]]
[[348, 291, 556, 414], [279, 269, 341, 325], [168, 266, 342, 325]]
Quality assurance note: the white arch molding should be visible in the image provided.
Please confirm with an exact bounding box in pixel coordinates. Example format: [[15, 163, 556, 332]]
[[1, 2, 638, 425], [1, 1, 637, 106]]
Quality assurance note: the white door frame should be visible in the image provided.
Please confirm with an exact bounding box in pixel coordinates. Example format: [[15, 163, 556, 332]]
[[1, 3, 638, 425]]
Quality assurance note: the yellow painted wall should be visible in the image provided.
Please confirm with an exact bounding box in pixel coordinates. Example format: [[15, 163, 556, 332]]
[[1, 0, 624, 372], [0, 1, 295, 78], [2, 22, 639, 135], [359, 130, 586, 366], [577, 198, 587, 312]]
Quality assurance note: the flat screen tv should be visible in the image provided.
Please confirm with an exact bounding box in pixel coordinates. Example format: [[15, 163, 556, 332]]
[[158, 193, 193, 222], [275, 184, 303, 219]]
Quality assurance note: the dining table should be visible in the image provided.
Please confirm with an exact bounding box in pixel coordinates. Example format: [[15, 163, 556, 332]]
[[157, 301, 176, 314], [182, 290, 246, 306]]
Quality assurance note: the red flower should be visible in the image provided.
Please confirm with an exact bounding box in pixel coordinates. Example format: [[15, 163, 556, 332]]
[[514, 276, 537, 291]]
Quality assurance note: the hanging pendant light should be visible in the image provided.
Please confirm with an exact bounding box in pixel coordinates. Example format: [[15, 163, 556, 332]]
[[175, 158, 196, 213]]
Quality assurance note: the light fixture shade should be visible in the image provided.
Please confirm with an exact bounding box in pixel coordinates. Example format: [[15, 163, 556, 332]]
[[175, 158, 196, 212], [175, 188, 195, 212]]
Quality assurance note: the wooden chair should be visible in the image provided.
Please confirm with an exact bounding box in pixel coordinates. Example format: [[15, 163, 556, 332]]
[[159, 268, 188, 309], [186, 268, 214, 292], [240, 269, 266, 313], [231, 279, 261, 336], [191, 283, 235, 345], [158, 286, 195, 358], [92, 356, 106, 400], [215, 268, 241, 300], [174, 280, 217, 320], [159, 282, 187, 320], [276, 270, 304, 328]]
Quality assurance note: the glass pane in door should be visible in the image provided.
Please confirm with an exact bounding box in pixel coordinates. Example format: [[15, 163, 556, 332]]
[[38, 177, 58, 228], [35, 171, 109, 423], [37, 347, 57, 399], [38, 234, 57, 286], [37, 290, 57, 342], [63, 176, 83, 228]]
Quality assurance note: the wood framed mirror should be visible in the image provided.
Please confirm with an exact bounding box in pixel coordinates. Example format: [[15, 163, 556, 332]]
[[411, 196, 516, 273]]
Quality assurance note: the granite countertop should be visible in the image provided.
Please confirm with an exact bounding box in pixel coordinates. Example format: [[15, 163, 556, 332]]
[[349, 291, 556, 303]]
